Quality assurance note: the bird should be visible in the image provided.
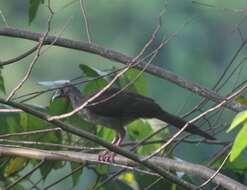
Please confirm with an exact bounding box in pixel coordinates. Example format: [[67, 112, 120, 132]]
[[53, 84, 215, 161]]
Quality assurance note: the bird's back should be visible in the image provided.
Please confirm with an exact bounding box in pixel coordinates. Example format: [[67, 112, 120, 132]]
[[82, 88, 164, 121]]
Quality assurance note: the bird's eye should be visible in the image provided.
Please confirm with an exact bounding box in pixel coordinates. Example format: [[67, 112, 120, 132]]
[[52, 88, 65, 101], [60, 89, 65, 95]]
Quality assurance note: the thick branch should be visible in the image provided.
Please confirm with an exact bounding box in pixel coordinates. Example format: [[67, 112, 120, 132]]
[[0, 98, 195, 190], [0, 27, 245, 112], [0, 146, 246, 190]]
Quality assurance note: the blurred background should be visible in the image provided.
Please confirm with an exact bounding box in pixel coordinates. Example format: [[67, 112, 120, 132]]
[[1, 0, 247, 189], [1, 0, 246, 104]]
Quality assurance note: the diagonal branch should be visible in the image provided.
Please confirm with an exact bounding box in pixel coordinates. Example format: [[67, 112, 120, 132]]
[[0, 44, 39, 66], [5, 33, 48, 101], [5, 160, 44, 190], [0, 27, 245, 112], [0, 98, 195, 190], [0, 146, 246, 190]]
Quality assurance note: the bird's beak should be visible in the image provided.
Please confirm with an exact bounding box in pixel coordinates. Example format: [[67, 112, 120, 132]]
[[52, 89, 64, 102]]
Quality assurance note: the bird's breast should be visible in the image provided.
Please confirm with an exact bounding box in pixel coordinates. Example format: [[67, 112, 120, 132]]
[[78, 108, 122, 129]]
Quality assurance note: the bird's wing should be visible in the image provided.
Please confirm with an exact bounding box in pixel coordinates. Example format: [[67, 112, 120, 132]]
[[81, 88, 163, 119], [78, 87, 215, 140]]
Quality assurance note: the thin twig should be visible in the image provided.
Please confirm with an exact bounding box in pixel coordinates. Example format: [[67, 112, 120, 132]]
[[27, 178, 43, 190], [143, 177, 162, 190], [0, 99, 199, 190], [0, 138, 102, 151], [13, 68, 120, 102], [0, 27, 244, 112], [43, 164, 84, 190], [0, 108, 22, 112], [5, 33, 48, 101], [144, 81, 247, 160], [6, 1, 55, 101], [0, 146, 245, 190], [47, 9, 185, 121], [207, 143, 232, 167], [0, 127, 61, 138], [79, 0, 91, 43], [41, 14, 75, 55], [5, 160, 44, 190], [0, 44, 39, 66], [47, 25, 158, 120], [0, 9, 9, 27], [48, 65, 131, 120], [215, 39, 247, 91], [192, 1, 244, 13], [196, 152, 231, 189]]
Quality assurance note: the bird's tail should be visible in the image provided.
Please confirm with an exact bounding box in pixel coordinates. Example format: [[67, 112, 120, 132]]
[[156, 111, 215, 140]]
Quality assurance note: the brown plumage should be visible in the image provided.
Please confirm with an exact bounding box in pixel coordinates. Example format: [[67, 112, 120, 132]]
[[54, 85, 215, 146]]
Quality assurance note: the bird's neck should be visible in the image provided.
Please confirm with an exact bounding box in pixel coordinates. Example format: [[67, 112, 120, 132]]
[[67, 87, 83, 109]]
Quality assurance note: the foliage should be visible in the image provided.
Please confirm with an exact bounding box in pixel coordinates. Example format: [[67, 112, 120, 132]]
[[28, 0, 44, 24], [1, 0, 247, 189], [227, 111, 247, 161], [0, 67, 5, 94], [0, 63, 169, 188]]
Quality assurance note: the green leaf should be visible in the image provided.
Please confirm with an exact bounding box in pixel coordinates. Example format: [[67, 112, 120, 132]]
[[119, 172, 137, 189], [50, 88, 97, 134], [105, 179, 135, 190], [97, 127, 114, 143], [25, 114, 62, 146], [0, 112, 19, 134], [139, 142, 160, 156], [79, 64, 110, 78], [112, 68, 147, 95], [49, 90, 96, 146], [79, 64, 109, 94], [226, 158, 247, 171], [0, 67, 5, 93], [134, 172, 173, 190], [79, 64, 100, 77], [19, 112, 29, 131], [128, 120, 160, 155], [236, 96, 247, 107], [70, 163, 83, 187], [68, 113, 96, 134], [6, 117, 18, 134], [40, 160, 64, 180], [95, 164, 109, 175], [125, 68, 147, 95], [230, 121, 247, 161], [4, 157, 27, 177], [128, 120, 153, 140], [227, 110, 247, 132], [28, 0, 45, 24], [84, 79, 108, 95], [49, 96, 70, 115]]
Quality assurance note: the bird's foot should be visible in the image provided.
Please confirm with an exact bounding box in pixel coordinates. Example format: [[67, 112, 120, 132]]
[[98, 150, 116, 162]]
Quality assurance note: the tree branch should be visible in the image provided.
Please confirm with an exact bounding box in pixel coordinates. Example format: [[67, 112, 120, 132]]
[[0, 44, 39, 66], [0, 146, 246, 190], [0, 98, 195, 190], [0, 27, 245, 112]]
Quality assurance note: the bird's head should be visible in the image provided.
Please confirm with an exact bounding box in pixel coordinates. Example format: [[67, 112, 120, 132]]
[[52, 84, 82, 103]]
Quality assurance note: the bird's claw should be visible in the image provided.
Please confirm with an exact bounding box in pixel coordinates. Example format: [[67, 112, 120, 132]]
[[98, 151, 116, 162]]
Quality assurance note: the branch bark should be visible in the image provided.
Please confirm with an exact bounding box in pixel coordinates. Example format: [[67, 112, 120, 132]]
[[0, 98, 195, 190], [0, 27, 245, 113], [0, 146, 246, 190]]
